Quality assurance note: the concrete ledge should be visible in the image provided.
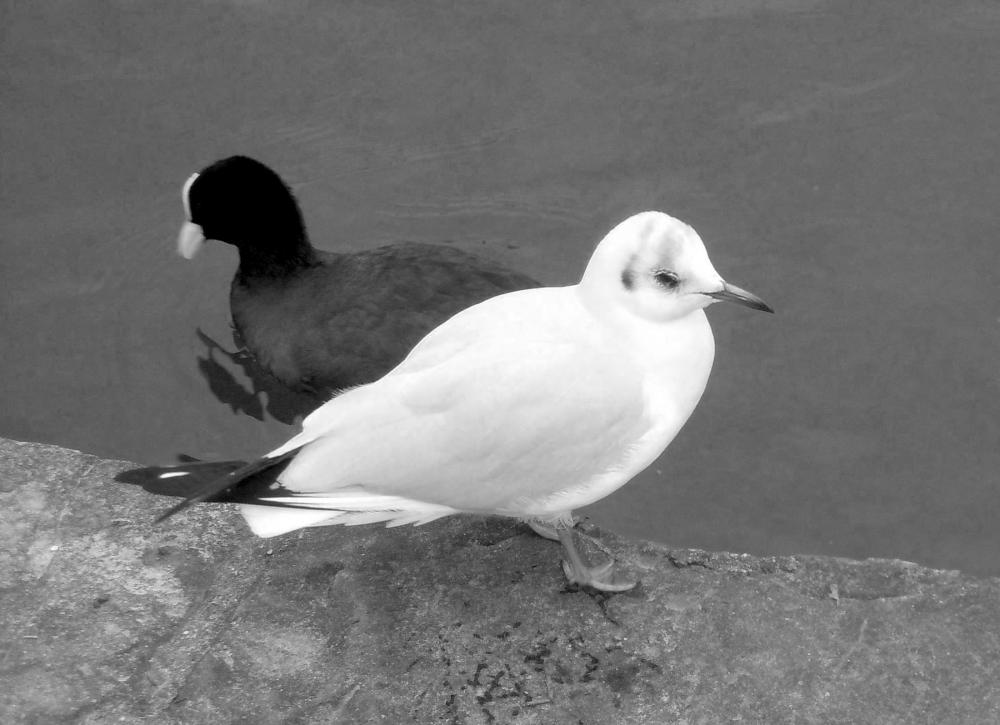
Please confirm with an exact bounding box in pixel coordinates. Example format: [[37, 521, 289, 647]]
[[1, 437, 998, 723]]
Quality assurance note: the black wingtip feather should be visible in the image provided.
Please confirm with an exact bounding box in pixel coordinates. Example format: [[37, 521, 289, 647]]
[[115, 460, 247, 498], [153, 498, 191, 525], [115, 447, 304, 524]]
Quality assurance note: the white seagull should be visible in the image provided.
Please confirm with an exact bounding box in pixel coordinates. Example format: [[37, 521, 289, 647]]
[[118, 211, 772, 591]]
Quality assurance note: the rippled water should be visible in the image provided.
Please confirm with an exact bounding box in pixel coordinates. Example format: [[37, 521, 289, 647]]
[[3, 1, 998, 574]]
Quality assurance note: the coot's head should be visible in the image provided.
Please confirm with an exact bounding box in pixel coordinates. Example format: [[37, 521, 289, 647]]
[[177, 156, 309, 261]]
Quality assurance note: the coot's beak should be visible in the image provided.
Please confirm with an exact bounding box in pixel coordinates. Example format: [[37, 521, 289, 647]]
[[177, 220, 206, 259], [177, 171, 204, 259], [704, 281, 774, 313]]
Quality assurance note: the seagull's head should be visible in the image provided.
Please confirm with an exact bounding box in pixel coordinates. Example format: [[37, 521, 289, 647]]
[[581, 211, 773, 323], [176, 156, 307, 260]]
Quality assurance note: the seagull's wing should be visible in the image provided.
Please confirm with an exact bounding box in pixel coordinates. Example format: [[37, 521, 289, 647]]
[[263, 287, 653, 515]]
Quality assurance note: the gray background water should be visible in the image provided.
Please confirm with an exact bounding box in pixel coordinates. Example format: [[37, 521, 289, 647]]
[[3, 1, 998, 575]]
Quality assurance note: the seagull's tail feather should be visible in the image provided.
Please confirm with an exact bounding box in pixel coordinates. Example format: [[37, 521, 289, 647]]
[[117, 451, 458, 536], [115, 447, 304, 523], [237, 491, 458, 537]]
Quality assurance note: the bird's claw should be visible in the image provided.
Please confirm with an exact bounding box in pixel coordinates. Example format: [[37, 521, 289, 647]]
[[561, 558, 636, 592]]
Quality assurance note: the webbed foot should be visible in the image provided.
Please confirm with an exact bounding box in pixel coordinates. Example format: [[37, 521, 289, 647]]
[[556, 527, 636, 592]]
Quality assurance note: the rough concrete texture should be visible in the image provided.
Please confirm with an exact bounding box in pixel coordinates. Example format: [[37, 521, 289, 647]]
[[2, 437, 999, 724]]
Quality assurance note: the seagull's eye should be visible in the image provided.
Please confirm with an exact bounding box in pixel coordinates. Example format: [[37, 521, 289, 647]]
[[654, 270, 680, 289]]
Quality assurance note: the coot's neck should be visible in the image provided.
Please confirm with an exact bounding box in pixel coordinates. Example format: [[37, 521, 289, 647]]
[[234, 227, 321, 281]]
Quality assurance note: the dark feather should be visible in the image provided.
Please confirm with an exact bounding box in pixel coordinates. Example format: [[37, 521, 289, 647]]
[[115, 459, 247, 498], [115, 446, 304, 523]]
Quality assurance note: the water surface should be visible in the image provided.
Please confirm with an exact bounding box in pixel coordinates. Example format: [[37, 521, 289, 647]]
[[3, 1, 998, 574]]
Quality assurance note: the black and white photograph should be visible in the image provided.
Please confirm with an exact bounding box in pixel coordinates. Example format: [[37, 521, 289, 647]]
[[2, 1, 998, 722]]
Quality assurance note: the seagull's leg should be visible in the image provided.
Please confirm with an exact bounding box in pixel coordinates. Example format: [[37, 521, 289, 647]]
[[527, 516, 578, 541], [556, 527, 636, 592]]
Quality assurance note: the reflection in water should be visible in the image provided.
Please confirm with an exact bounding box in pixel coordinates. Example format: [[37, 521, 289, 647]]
[[195, 328, 318, 425]]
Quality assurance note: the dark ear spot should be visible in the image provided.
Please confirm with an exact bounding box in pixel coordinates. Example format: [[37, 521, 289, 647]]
[[621, 253, 639, 290]]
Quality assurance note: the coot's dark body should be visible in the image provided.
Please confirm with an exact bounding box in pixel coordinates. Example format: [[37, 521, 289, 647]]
[[183, 156, 540, 397]]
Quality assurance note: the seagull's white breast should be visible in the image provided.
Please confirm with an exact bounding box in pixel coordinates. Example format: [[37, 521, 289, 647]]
[[516, 306, 716, 518]]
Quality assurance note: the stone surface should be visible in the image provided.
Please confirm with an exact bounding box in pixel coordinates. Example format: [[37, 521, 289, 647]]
[[1, 437, 999, 724]]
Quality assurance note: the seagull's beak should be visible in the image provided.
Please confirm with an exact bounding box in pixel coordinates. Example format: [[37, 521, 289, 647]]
[[704, 281, 774, 313], [177, 220, 206, 259]]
